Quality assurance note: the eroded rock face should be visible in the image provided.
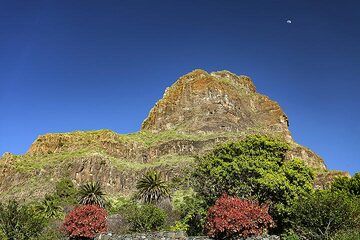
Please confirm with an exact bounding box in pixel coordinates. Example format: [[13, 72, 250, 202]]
[[140, 69, 326, 169], [0, 69, 330, 200], [142, 70, 291, 140]]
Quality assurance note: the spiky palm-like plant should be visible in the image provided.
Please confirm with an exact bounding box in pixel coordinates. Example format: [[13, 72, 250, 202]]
[[78, 181, 106, 208], [136, 170, 170, 203]]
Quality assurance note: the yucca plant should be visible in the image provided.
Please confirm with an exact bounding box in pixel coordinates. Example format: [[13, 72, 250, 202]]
[[78, 181, 106, 208], [136, 170, 170, 203]]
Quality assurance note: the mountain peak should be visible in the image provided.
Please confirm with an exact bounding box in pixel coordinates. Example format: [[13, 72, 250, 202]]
[[141, 69, 290, 139], [0, 69, 328, 201]]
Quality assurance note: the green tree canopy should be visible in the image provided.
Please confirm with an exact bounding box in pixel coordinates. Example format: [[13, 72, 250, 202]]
[[192, 135, 315, 232], [290, 190, 360, 239], [332, 172, 360, 196]]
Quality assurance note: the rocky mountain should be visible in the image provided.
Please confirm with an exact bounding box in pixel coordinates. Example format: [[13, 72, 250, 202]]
[[142, 70, 290, 137], [0, 69, 342, 201]]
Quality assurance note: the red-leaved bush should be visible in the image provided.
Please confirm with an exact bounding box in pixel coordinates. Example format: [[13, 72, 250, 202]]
[[205, 194, 274, 239], [63, 205, 108, 239]]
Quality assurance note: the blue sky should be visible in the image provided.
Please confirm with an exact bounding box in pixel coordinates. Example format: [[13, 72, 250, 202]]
[[0, 0, 359, 174]]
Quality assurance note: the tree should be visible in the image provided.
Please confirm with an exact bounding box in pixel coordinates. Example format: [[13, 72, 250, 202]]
[[332, 172, 360, 196], [192, 135, 314, 232], [0, 200, 46, 240], [78, 181, 106, 208], [136, 170, 170, 203], [290, 190, 360, 239], [62, 205, 107, 240], [205, 194, 274, 239]]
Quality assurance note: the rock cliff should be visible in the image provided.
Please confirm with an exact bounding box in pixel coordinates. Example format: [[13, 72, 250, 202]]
[[142, 70, 290, 139], [0, 69, 334, 201]]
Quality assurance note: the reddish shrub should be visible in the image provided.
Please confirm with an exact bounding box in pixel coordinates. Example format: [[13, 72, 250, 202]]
[[63, 205, 108, 239], [205, 194, 274, 239]]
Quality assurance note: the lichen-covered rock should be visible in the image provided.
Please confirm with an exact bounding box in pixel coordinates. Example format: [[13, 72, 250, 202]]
[[0, 69, 333, 200], [142, 70, 291, 140]]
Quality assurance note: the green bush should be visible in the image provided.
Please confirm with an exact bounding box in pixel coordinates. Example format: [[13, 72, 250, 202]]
[[332, 172, 360, 196], [30, 178, 77, 220], [290, 190, 360, 239], [333, 229, 360, 240], [0, 200, 46, 240], [172, 188, 207, 236], [169, 220, 189, 232], [107, 196, 132, 214], [121, 202, 167, 232], [281, 231, 300, 240], [34, 195, 63, 219], [55, 178, 77, 200], [192, 135, 314, 232]]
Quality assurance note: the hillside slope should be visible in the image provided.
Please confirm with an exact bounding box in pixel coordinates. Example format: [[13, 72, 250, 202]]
[[1, 70, 338, 201]]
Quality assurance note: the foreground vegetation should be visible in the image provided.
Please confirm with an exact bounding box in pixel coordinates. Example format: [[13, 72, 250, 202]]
[[0, 135, 359, 240]]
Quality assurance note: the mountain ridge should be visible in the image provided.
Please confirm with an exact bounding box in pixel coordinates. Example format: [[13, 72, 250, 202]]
[[1, 69, 345, 201]]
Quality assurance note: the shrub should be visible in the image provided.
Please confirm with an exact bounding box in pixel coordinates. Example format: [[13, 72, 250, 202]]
[[55, 178, 78, 204], [205, 194, 274, 239], [290, 190, 360, 239], [192, 135, 314, 232], [172, 188, 207, 236], [35, 195, 63, 219], [136, 170, 170, 203], [169, 220, 189, 232], [107, 196, 132, 214], [333, 229, 360, 240], [0, 200, 46, 240], [78, 181, 106, 208], [62, 204, 108, 239], [332, 172, 360, 196], [32, 178, 77, 218], [281, 231, 300, 240], [121, 202, 166, 232]]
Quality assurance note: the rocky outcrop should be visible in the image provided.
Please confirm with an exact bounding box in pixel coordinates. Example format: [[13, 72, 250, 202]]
[[141, 69, 325, 169], [0, 69, 330, 200], [142, 70, 291, 140]]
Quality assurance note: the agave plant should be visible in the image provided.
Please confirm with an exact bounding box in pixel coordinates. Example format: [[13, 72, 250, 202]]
[[136, 170, 170, 203], [78, 181, 106, 208]]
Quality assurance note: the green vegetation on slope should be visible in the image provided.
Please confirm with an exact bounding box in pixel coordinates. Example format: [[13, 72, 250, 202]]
[[0, 129, 326, 204], [1, 136, 358, 239]]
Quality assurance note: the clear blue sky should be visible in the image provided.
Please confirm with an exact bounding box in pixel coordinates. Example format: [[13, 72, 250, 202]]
[[0, 1, 359, 174]]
